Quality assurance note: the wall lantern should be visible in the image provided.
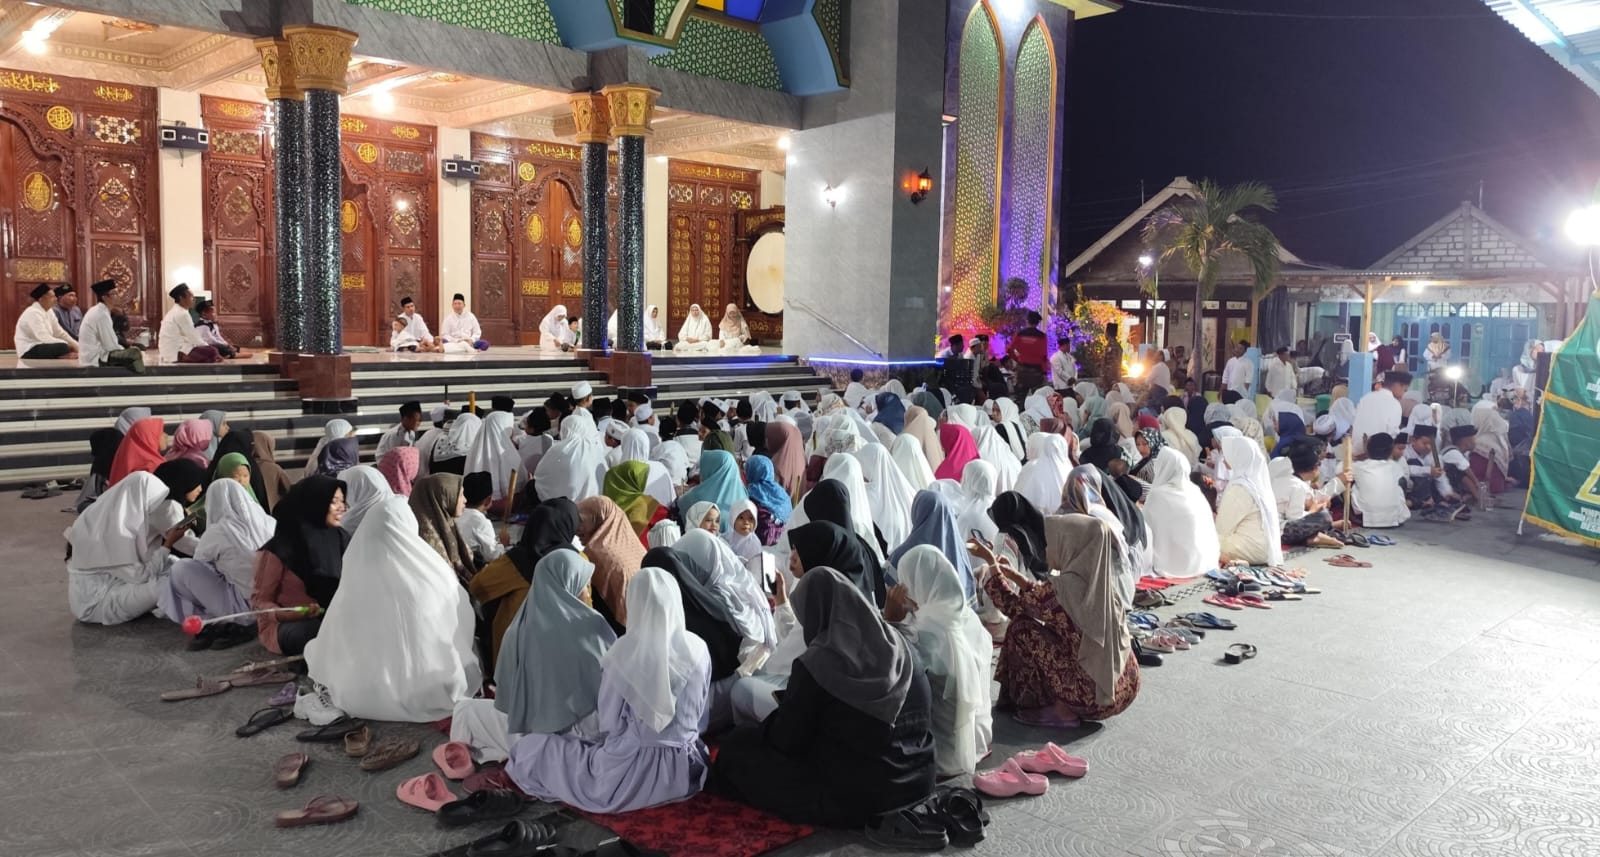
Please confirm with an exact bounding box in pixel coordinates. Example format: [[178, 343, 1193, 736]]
[[910, 169, 933, 204]]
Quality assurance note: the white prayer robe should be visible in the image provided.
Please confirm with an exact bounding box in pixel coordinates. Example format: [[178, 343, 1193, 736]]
[[457, 507, 505, 564], [15, 302, 77, 355], [65, 472, 198, 625], [1222, 355, 1253, 396], [1351, 391, 1403, 457], [158, 305, 207, 364], [1352, 459, 1410, 528], [78, 303, 118, 367], [402, 312, 435, 345], [440, 310, 483, 353]]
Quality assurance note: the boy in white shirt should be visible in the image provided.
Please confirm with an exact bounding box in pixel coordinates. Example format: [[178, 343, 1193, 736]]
[[1352, 432, 1410, 528], [390, 316, 421, 352], [193, 299, 249, 359], [455, 472, 505, 568]]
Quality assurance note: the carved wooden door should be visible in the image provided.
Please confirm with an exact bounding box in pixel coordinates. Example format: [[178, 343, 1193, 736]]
[[339, 172, 376, 347], [382, 181, 426, 346], [0, 119, 76, 349], [206, 162, 270, 345], [551, 179, 585, 340], [472, 189, 514, 345]]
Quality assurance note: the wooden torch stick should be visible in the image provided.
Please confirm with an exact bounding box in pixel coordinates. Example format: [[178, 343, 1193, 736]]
[[1342, 436, 1353, 530]]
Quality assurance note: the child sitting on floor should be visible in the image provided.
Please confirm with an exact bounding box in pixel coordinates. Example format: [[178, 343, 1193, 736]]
[[455, 472, 504, 570], [391, 316, 420, 353]]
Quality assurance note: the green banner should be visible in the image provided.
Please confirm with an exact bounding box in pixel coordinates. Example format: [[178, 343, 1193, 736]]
[[1522, 290, 1600, 547]]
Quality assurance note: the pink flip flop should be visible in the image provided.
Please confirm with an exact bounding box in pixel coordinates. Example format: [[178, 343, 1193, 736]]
[[396, 772, 456, 812], [432, 741, 475, 780], [973, 758, 1048, 798], [1013, 742, 1088, 778]]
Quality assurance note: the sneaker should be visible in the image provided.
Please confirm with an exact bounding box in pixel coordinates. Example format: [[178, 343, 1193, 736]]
[[294, 682, 347, 726]]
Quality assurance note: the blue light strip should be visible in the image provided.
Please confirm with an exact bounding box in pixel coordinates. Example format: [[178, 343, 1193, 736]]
[[806, 357, 946, 367]]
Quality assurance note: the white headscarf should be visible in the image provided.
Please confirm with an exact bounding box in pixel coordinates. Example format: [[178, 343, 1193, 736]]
[[819, 452, 887, 563], [1220, 436, 1283, 566], [676, 527, 777, 648], [969, 422, 1021, 492], [534, 414, 607, 501], [647, 518, 682, 548], [600, 567, 710, 732], [194, 478, 275, 592], [897, 544, 992, 776], [678, 303, 713, 342], [1142, 447, 1220, 578], [434, 413, 482, 461], [854, 443, 916, 552], [643, 305, 665, 342], [539, 304, 569, 345], [989, 397, 1027, 460], [723, 498, 764, 564], [337, 465, 393, 535], [1015, 433, 1073, 516], [468, 411, 522, 500], [1160, 406, 1201, 466], [954, 459, 1000, 543], [889, 434, 936, 490], [67, 471, 176, 577], [650, 439, 689, 488], [303, 418, 354, 480], [305, 497, 481, 722]]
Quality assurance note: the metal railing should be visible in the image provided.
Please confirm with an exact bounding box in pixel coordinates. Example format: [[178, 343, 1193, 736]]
[[785, 298, 883, 359]]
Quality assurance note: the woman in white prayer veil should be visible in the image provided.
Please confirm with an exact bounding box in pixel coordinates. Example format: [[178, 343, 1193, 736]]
[[889, 434, 937, 490], [1265, 386, 1300, 436], [534, 414, 608, 501], [336, 465, 393, 534], [969, 420, 1022, 493], [853, 443, 916, 552], [302, 418, 354, 480], [649, 440, 689, 492], [811, 453, 888, 563], [895, 544, 992, 777], [467, 410, 523, 502], [643, 305, 666, 347], [306, 496, 480, 722], [1160, 406, 1202, 467], [1015, 433, 1073, 516], [676, 303, 714, 348], [1142, 447, 1220, 578], [538, 304, 570, 353], [433, 412, 483, 469], [953, 459, 1001, 544], [989, 397, 1028, 461]]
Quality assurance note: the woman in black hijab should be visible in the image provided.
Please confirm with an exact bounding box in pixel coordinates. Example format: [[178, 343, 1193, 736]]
[[1185, 396, 1213, 451], [1077, 419, 1143, 505], [803, 478, 890, 565], [788, 520, 882, 608], [644, 546, 744, 682], [253, 475, 347, 655], [987, 491, 1049, 580], [711, 567, 935, 830]]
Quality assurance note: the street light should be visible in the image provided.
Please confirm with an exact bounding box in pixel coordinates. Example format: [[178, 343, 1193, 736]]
[[1566, 205, 1600, 245], [1138, 254, 1154, 268]]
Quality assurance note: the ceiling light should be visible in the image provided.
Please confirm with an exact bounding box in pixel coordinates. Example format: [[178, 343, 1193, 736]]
[[372, 90, 395, 113], [654, 155, 668, 163], [822, 184, 841, 208], [21, 31, 48, 54], [776, 135, 791, 151]]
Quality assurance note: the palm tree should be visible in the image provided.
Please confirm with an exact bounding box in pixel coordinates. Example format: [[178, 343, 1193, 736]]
[[1140, 179, 1283, 381]]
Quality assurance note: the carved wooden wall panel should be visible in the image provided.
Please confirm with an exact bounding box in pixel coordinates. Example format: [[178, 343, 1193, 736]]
[[470, 133, 612, 346], [664, 160, 760, 336], [202, 98, 273, 347], [340, 114, 436, 346], [0, 67, 158, 349]]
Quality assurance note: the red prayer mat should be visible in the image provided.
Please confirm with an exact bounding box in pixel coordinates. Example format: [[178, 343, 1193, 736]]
[[577, 793, 814, 857]]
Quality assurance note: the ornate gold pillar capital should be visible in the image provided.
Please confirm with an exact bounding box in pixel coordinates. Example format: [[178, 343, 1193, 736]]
[[568, 92, 611, 145], [253, 38, 301, 101], [280, 25, 359, 95], [599, 84, 661, 138]]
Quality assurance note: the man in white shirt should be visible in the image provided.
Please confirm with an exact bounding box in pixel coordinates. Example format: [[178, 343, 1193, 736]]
[[935, 333, 965, 359], [1352, 371, 1409, 456], [75, 279, 143, 372], [193, 299, 250, 359], [14, 283, 78, 360], [439, 293, 488, 353], [1221, 340, 1254, 398], [455, 472, 505, 567], [1050, 338, 1078, 391], [399, 296, 442, 352], [1351, 431, 1410, 528], [1264, 347, 1298, 399], [159, 284, 221, 364], [377, 400, 424, 458]]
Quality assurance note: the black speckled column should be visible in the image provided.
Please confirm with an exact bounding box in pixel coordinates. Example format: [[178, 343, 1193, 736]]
[[601, 85, 658, 354], [304, 88, 342, 355], [271, 98, 307, 352], [615, 135, 645, 352], [581, 141, 609, 350]]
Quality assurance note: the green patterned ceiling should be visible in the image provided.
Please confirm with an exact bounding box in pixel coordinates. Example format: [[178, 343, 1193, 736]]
[[345, 0, 561, 44]]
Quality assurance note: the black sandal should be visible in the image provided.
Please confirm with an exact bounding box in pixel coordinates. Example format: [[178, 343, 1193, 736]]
[[1224, 643, 1258, 664], [864, 804, 949, 852], [465, 820, 558, 857], [237, 706, 294, 738], [437, 789, 526, 829], [933, 786, 988, 846]]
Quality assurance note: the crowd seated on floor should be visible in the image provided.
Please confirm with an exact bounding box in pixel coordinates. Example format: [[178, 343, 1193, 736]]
[[55, 339, 1532, 845]]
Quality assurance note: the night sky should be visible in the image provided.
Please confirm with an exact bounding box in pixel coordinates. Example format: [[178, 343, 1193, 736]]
[[1063, 0, 1600, 269]]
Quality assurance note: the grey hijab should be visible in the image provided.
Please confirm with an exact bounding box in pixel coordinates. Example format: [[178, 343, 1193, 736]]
[[793, 566, 915, 724], [910, 390, 944, 421], [493, 549, 617, 734], [115, 407, 152, 435], [201, 409, 227, 460]]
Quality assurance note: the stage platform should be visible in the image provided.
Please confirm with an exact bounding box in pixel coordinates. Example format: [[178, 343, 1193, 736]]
[[0, 348, 831, 490]]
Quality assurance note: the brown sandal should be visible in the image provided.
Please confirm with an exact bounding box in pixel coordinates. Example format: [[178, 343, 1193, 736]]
[[274, 753, 309, 789], [160, 677, 231, 702], [343, 725, 372, 757], [359, 738, 420, 772], [274, 795, 359, 828], [212, 666, 296, 688]]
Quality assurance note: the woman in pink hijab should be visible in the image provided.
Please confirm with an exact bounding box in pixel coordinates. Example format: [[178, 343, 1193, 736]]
[[165, 418, 214, 468], [934, 423, 979, 482], [377, 446, 420, 496]]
